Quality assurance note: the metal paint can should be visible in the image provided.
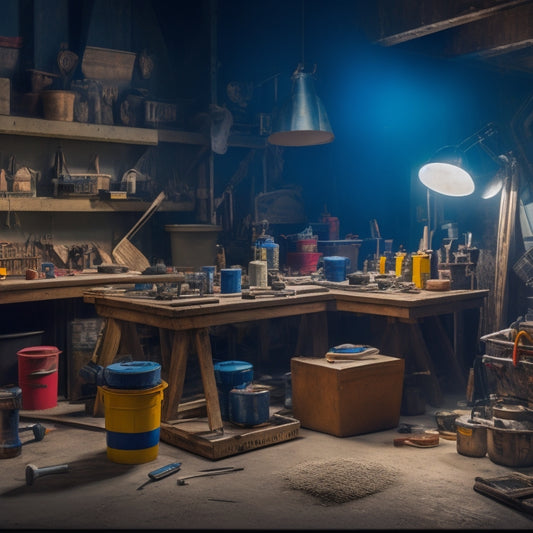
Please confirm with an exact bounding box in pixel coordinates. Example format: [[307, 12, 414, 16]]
[[229, 385, 270, 426], [456, 415, 487, 457]]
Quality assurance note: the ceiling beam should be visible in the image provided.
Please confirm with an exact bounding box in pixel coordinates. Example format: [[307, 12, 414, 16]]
[[372, 0, 530, 46], [445, 2, 533, 58]]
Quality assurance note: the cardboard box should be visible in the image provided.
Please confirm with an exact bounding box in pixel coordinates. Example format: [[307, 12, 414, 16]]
[[291, 354, 404, 437]]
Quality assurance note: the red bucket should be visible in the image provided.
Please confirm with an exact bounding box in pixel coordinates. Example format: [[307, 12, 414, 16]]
[[17, 346, 61, 410]]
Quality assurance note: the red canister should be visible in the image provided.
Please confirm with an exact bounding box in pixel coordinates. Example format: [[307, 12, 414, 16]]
[[17, 346, 61, 410]]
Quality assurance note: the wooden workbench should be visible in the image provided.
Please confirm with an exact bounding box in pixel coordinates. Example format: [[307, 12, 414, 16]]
[[83, 286, 488, 457], [0, 272, 185, 304]]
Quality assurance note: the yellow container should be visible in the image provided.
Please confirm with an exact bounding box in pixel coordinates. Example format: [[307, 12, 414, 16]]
[[99, 380, 168, 464], [412, 254, 430, 288], [395, 254, 405, 277]]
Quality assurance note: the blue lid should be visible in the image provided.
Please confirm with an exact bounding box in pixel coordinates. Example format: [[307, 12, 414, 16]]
[[214, 360, 253, 373], [105, 361, 161, 375]]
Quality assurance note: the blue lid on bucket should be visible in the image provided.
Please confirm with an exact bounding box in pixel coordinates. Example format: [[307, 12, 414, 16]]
[[214, 360, 253, 389], [104, 361, 161, 389]]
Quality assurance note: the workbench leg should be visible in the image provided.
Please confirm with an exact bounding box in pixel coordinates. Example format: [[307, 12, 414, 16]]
[[426, 315, 467, 392], [162, 331, 190, 422], [194, 328, 223, 432], [296, 312, 329, 356], [93, 317, 122, 367], [91, 317, 122, 416], [119, 322, 145, 360], [407, 322, 443, 406]]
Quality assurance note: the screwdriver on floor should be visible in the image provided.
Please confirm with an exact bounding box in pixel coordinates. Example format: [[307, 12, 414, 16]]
[[137, 462, 182, 490]]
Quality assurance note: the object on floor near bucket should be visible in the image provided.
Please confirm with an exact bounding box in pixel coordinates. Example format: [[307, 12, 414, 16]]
[[103, 361, 161, 389], [0, 385, 22, 458], [17, 346, 61, 410], [455, 415, 488, 457], [435, 410, 460, 433], [214, 360, 253, 420], [99, 380, 168, 464], [291, 354, 404, 437], [229, 385, 270, 426], [486, 425, 533, 467]]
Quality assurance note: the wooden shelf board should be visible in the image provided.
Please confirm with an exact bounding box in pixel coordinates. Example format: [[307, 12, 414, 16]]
[[0, 197, 195, 212]]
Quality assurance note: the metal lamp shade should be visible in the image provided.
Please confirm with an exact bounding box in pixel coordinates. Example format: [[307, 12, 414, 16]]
[[268, 70, 334, 147], [418, 145, 475, 196]]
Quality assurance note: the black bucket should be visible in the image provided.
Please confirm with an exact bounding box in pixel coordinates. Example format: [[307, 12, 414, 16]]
[[0, 331, 44, 386]]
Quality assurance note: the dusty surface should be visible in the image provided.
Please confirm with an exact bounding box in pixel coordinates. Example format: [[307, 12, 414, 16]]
[[1, 396, 532, 530]]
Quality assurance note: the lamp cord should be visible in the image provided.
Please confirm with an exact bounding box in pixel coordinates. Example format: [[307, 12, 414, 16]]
[[301, 0, 305, 66]]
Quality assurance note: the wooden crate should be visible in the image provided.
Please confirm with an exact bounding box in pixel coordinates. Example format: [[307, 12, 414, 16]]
[[160, 412, 300, 460], [291, 354, 404, 437]]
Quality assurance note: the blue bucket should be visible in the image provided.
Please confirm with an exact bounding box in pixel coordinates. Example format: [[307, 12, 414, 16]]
[[214, 360, 253, 420], [220, 268, 242, 294], [104, 361, 161, 389], [229, 386, 270, 426], [323, 256, 350, 282]]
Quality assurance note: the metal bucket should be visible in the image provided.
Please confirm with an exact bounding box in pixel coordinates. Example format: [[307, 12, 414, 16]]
[[456, 415, 487, 458], [487, 425, 533, 467]]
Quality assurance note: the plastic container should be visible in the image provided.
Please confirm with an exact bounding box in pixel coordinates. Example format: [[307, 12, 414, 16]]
[[104, 361, 161, 389], [17, 346, 61, 410], [323, 256, 350, 281], [165, 224, 221, 268], [0, 386, 22, 458], [220, 268, 242, 294], [213, 360, 253, 420], [285, 252, 322, 275], [99, 380, 168, 464]]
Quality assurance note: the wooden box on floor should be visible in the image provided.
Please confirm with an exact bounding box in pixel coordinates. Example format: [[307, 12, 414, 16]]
[[291, 354, 405, 437]]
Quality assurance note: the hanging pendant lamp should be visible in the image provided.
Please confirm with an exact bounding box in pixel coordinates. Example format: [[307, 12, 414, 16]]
[[268, 64, 334, 147]]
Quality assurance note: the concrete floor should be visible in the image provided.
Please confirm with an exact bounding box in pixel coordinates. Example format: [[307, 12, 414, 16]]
[[1, 394, 532, 531]]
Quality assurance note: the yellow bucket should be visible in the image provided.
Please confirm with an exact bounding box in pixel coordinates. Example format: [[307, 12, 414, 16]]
[[99, 380, 168, 464]]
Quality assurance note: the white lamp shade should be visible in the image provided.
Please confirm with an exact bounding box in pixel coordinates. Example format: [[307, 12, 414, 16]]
[[418, 162, 475, 196]]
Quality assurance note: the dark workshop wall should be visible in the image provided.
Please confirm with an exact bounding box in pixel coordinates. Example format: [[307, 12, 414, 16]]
[[215, 0, 533, 254]]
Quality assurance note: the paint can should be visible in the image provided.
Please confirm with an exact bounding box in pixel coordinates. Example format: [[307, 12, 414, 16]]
[[214, 360, 253, 420], [248, 260, 268, 287], [229, 385, 270, 426], [323, 256, 350, 282], [201, 265, 216, 294], [0, 385, 22, 458], [220, 268, 242, 294], [455, 415, 487, 458]]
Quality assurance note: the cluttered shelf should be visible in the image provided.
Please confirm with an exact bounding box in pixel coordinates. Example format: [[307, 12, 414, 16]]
[[0, 196, 194, 213], [0, 115, 264, 149]]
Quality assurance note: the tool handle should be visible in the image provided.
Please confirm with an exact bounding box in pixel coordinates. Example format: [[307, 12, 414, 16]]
[[148, 462, 182, 480], [118, 191, 166, 244]]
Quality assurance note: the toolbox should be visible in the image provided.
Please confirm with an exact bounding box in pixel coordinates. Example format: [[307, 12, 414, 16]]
[[291, 354, 404, 437]]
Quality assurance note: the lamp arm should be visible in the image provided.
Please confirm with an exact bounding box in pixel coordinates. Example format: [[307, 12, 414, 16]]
[[458, 122, 498, 153]]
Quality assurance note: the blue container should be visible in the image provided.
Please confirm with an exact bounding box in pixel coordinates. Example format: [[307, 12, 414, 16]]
[[214, 360, 253, 420], [323, 256, 350, 282], [0, 386, 22, 459], [229, 386, 270, 426], [104, 361, 161, 390], [201, 266, 216, 294], [220, 268, 242, 294]]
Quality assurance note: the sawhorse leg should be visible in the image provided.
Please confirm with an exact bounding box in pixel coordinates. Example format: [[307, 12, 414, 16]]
[[161, 327, 223, 433]]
